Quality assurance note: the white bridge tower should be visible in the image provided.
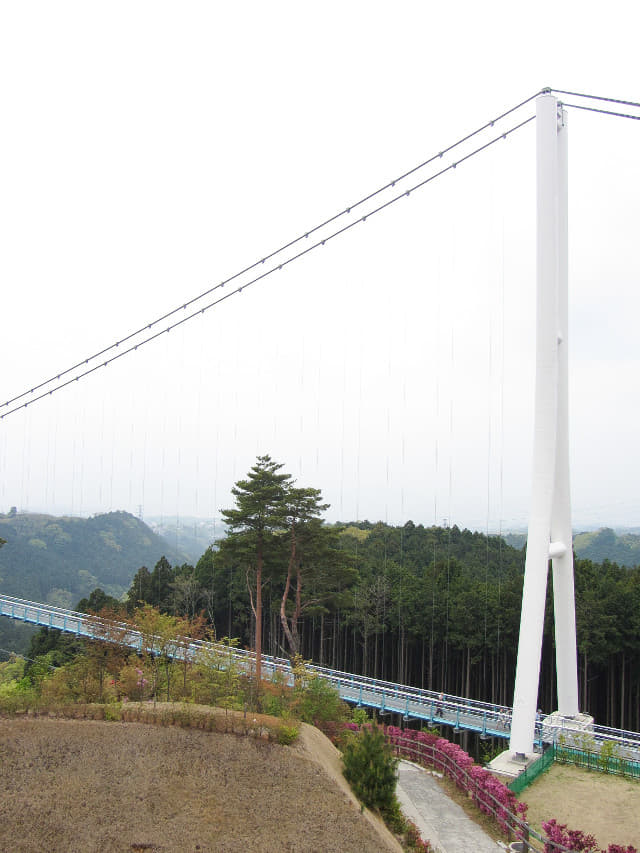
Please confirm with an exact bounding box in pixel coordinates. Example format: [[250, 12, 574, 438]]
[[509, 92, 586, 758]]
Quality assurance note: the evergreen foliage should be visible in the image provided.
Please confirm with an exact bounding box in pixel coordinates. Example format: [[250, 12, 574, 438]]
[[219, 454, 293, 682], [342, 723, 398, 812]]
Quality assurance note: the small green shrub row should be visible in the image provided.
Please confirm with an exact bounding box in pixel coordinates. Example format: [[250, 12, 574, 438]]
[[0, 699, 300, 744]]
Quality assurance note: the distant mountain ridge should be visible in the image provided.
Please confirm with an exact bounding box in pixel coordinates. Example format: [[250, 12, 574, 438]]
[[0, 510, 186, 607], [505, 527, 640, 568], [573, 527, 640, 567]]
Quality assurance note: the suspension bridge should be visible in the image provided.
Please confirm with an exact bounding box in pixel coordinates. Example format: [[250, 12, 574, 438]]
[[1, 89, 639, 769]]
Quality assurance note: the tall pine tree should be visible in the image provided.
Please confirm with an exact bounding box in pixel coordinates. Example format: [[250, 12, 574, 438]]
[[219, 455, 291, 685]]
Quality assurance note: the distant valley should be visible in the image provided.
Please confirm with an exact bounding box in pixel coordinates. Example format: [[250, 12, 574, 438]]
[[144, 515, 226, 564]]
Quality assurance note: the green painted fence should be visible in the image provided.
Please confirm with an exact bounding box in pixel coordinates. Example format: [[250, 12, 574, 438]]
[[554, 743, 640, 780], [508, 746, 554, 795], [508, 742, 640, 796]]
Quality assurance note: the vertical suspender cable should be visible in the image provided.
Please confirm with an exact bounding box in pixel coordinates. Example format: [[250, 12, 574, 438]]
[[140, 374, 148, 523], [355, 340, 362, 522], [70, 430, 77, 515], [401, 305, 407, 525], [128, 385, 135, 515], [231, 354, 238, 485], [432, 241, 442, 693], [78, 396, 86, 516], [212, 347, 221, 544], [194, 312, 205, 543], [314, 339, 322, 480], [108, 390, 116, 512], [44, 400, 52, 510], [484, 152, 497, 688], [175, 308, 187, 556], [497, 185, 507, 705], [51, 399, 59, 509], [385, 352, 392, 524], [298, 336, 305, 480], [159, 367, 167, 529], [339, 354, 346, 519], [484, 310, 492, 683], [20, 407, 31, 511]]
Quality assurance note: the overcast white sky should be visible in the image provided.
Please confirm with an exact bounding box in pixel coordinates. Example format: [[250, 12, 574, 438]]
[[0, 1, 638, 533]]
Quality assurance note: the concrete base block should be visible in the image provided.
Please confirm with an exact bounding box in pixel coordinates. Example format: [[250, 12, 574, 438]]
[[487, 749, 540, 779], [541, 711, 594, 746]]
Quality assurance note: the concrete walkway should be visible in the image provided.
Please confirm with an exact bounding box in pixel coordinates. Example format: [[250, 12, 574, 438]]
[[396, 760, 504, 853]]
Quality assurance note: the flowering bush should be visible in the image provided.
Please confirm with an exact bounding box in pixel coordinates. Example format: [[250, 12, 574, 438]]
[[542, 819, 599, 852], [404, 819, 434, 851], [117, 663, 150, 701], [542, 820, 638, 853]]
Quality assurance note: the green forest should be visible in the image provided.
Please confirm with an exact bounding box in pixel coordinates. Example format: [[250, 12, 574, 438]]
[[3, 456, 640, 733]]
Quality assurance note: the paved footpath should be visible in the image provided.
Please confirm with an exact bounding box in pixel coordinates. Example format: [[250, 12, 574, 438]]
[[396, 761, 505, 853]]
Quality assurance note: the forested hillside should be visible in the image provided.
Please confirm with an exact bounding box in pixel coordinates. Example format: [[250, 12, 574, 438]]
[[3, 479, 639, 734], [0, 510, 185, 605], [573, 527, 640, 568], [120, 513, 640, 732]]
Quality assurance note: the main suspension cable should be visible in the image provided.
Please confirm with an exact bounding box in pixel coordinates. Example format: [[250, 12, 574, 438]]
[[1, 95, 545, 417], [551, 89, 640, 109], [5, 86, 637, 420], [1, 114, 536, 420], [560, 103, 640, 121]]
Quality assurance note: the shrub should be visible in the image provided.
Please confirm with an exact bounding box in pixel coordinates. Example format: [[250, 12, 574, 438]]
[[293, 671, 349, 725], [260, 672, 293, 717], [117, 663, 151, 702], [351, 706, 370, 726], [276, 722, 299, 745], [543, 819, 599, 852], [542, 819, 638, 853], [0, 657, 25, 685], [0, 682, 27, 715], [343, 723, 398, 812], [404, 819, 434, 851], [598, 739, 620, 773]]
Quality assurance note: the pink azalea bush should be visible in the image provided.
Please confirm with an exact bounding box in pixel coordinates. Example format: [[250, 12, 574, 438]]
[[543, 819, 599, 852], [404, 819, 434, 852], [542, 820, 637, 853]]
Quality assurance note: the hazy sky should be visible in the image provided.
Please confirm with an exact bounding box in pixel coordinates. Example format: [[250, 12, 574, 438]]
[[1, 1, 638, 533]]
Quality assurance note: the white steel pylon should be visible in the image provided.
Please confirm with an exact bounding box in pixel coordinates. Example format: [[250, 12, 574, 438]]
[[509, 92, 580, 757]]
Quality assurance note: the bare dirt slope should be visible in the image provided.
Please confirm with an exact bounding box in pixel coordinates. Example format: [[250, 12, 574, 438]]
[[0, 717, 402, 853], [523, 764, 640, 849]]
